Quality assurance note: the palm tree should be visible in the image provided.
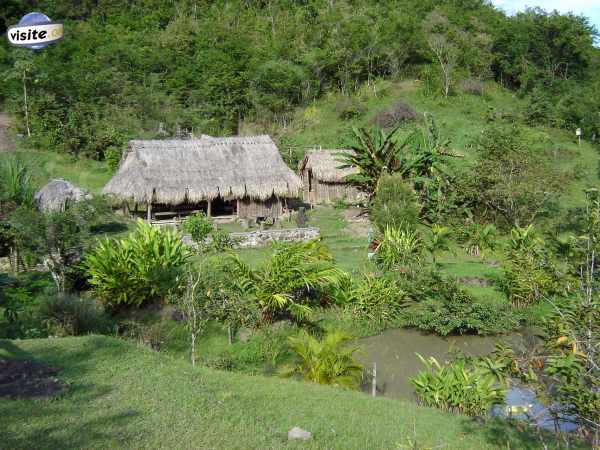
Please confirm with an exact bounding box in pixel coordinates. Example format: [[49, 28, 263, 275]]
[[338, 125, 413, 199], [426, 224, 452, 265], [465, 223, 497, 259], [280, 330, 364, 389]]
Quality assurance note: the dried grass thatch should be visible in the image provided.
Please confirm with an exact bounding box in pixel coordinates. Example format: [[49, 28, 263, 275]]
[[102, 135, 302, 204], [298, 149, 358, 183], [35, 178, 91, 212]]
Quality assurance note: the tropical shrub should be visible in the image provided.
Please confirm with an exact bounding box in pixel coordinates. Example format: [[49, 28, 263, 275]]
[[182, 211, 214, 246], [426, 224, 452, 265], [225, 240, 342, 322], [338, 126, 412, 199], [401, 272, 521, 335], [280, 330, 364, 389], [341, 273, 411, 329], [463, 223, 497, 258], [84, 220, 190, 307], [370, 174, 420, 232], [35, 294, 113, 336], [499, 225, 564, 308], [462, 125, 563, 227], [335, 96, 365, 120], [411, 354, 507, 417], [209, 228, 235, 251], [374, 226, 423, 271]]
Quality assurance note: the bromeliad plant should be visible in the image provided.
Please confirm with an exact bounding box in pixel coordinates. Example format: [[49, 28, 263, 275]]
[[84, 220, 190, 307], [225, 239, 342, 322], [280, 330, 364, 389]]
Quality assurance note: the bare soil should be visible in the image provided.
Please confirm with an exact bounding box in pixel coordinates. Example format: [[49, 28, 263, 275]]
[[0, 359, 67, 399]]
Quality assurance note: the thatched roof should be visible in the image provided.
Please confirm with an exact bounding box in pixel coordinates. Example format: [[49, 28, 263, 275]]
[[102, 135, 302, 204], [299, 149, 358, 183], [35, 178, 91, 212]]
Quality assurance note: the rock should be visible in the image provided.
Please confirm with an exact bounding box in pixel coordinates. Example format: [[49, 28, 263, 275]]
[[288, 427, 312, 441]]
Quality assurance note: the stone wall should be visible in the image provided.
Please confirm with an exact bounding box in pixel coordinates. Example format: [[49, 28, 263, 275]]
[[230, 227, 320, 248], [183, 227, 320, 249]]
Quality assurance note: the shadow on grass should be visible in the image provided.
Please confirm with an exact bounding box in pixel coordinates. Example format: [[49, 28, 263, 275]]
[[1, 384, 140, 449], [1, 336, 141, 449], [90, 221, 129, 235], [461, 417, 558, 449]]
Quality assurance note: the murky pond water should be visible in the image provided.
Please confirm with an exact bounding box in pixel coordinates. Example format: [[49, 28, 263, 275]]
[[358, 327, 519, 400], [358, 327, 577, 431]]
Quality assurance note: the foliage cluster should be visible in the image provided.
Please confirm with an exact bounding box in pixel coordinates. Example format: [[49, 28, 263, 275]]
[[411, 353, 507, 417], [84, 220, 190, 307], [499, 225, 566, 308], [224, 239, 342, 322], [280, 330, 364, 389], [401, 271, 521, 335]]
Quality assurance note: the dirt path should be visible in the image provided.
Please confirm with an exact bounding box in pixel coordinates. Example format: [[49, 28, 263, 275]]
[[0, 112, 14, 151]]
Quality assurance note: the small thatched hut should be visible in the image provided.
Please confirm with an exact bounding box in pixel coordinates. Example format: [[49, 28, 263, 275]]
[[298, 149, 364, 205], [102, 135, 302, 221], [35, 178, 91, 213]]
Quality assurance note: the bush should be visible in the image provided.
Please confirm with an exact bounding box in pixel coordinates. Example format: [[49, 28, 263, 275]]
[[341, 273, 410, 330], [371, 174, 420, 232], [401, 272, 521, 335], [280, 330, 364, 389], [335, 97, 366, 120], [372, 101, 418, 128], [83, 220, 190, 307], [225, 240, 342, 322], [411, 354, 506, 417], [459, 79, 484, 96], [499, 226, 565, 308], [36, 294, 113, 336], [105, 146, 122, 172], [374, 226, 423, 271], [182, 211, 214, 245], [210, 228, 235, 251]]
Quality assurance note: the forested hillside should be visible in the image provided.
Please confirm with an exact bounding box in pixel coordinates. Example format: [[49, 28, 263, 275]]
[[0, 0, 599, 161]]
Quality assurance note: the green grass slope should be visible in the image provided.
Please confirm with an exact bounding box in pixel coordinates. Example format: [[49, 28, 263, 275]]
[[1, 335, 550, 450]]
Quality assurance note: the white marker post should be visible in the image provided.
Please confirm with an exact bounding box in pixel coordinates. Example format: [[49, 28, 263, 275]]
[[576, 128, 582, 146]]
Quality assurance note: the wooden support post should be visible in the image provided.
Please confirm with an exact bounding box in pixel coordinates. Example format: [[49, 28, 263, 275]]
[[207, 200, 212, 217], [147, 202, 152, 222], [372, 363, 377, 397]]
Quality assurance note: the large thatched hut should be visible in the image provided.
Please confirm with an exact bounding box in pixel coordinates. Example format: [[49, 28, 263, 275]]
[[298, 149, 364, 206], [102, 135, 302, 221], [35, 178, 91, 212]]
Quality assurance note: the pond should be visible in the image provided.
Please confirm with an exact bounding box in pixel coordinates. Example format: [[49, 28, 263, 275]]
[[358, 327, 577, 432], [358, 328, 512, 400]]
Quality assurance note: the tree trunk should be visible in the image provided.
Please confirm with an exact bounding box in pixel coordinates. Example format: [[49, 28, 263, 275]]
[[22, 70, 31, 138], [190, 331, 196, 367]]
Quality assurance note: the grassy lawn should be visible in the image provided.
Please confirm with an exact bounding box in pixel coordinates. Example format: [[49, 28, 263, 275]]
[[0, 335, 558, 450], [231, 206, 371, 272], [1, 150, 112, 195]]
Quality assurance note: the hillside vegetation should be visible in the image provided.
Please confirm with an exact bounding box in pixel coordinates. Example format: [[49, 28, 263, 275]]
[[1, 335, 557, 450], [1, 0, 599, 162]]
